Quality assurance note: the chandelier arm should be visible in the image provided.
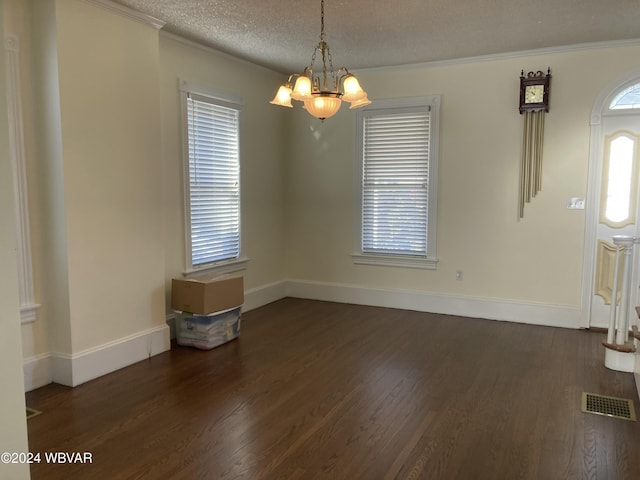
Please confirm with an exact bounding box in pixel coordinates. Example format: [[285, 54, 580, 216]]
[[321, 43, 329, 91], [335, 67, 349, 78], [285, 73, 296, 86]]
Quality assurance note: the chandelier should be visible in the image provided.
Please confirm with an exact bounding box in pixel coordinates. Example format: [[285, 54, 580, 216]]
[[269, 0, 371, 120]]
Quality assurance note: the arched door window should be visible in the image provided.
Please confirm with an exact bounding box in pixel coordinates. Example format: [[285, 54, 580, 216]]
[[609, 83, 640, 110], [600, 131, 638, 227], [599, 82, 640, 228]]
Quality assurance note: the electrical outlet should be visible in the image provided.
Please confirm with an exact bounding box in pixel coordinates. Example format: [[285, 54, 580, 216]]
[[456, 270, 463, 281]]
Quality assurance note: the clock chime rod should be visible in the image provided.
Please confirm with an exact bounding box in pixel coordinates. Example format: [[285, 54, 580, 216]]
[[520, 111, 545, 218]]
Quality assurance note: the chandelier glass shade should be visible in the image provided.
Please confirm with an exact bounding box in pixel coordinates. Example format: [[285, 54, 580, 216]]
[[269, 0, 371, 120]]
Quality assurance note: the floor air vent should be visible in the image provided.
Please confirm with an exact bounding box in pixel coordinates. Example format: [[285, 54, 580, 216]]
[[26, 407, 42, 420], [582, 392, 636, 421]]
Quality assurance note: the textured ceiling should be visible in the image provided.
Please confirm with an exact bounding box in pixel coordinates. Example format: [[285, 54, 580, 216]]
[[110, 0, 640, 74]]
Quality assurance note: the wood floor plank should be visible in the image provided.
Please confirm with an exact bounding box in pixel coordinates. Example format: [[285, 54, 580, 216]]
[[25, 298, 640, 479]]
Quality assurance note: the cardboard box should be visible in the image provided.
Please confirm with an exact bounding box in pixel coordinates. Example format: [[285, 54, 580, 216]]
[[176, 306, 241, 350], [171, 275, 244, 314]]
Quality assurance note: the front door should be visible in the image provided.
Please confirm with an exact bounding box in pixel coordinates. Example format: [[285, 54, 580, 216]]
[[589, 111, 640, 328]]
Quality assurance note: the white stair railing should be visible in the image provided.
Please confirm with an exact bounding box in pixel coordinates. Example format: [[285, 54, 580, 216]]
[[605, 235, 638, 372]]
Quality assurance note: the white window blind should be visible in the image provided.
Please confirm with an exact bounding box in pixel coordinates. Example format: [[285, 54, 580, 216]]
[[186, 92, 240, 267], [361, 107, 430, 256]]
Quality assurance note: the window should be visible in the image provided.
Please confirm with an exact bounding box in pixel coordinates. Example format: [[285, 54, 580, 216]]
[[180, 81, 243, 272], [353, 96, 440, 269], [609, 83, 640, 110], [600, 131, 639, 228]]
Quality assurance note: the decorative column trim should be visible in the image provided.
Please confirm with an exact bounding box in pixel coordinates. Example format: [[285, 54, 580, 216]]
[[4, 34, 40, 324]]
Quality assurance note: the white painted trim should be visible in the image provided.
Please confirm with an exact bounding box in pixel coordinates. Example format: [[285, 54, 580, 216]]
[[285, 279, 581, 329], [166, 279, 287, 338], [179, 79, 244, 108], [582, 68, 640, 328], [243, 280, 287, 312], [635, 339, 639, 400], [24, 277, 586, 391], [50, 325, 170, 387], [604, 348, 635, 373], [361, 39, 640, 73], [161, 31, 282, 75], [84, 0, 165, 29], [24, 280, 287, 390], [5, 34, 40, 325], [183, 257, 250, 277], [354, 96, 440, 266], [166, 312, 177, 339], [352, 253, 438, 270], [163, 29, 640, 77], [23, 353, 53, 392], [179, 81, 244, 273], [20, 303, 40, 325]]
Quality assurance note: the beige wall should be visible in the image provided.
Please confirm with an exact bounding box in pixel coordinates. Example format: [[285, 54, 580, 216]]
[[55, 0, 165, 352], [16, 0, 170, 385], [0, 3, 31, 478], [285, 45, 640, 311], [29, 0, 71, 358]]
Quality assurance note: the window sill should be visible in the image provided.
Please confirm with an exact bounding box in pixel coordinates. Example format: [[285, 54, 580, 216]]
[[183, 257, 250, 277], [352, 253, 438, 270]]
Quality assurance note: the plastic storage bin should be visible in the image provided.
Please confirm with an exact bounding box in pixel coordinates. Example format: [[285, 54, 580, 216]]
[[175, 306, 241, 350]]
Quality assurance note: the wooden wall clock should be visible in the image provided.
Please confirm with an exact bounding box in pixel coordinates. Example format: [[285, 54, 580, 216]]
[[519, 68, 551, 218], [519, 69, 551, 113]]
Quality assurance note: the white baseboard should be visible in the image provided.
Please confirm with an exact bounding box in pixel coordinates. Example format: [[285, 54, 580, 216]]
[[23, 353, 53, 392], [45, 325, 171, 388], [165, 279, 288, 338], [25, 278, 585, 391], [244, 280, 287, 312], [285, 279, 582, 329]]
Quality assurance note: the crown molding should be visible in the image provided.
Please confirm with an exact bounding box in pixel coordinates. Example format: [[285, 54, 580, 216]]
[[160, 31, 281, 75], [163, 31, 640, 76], [84, 0, 165, 29], [360, 39, 640, 73]]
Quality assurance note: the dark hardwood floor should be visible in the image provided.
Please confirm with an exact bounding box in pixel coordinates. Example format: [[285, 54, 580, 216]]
[[26, 298, 640, 479]]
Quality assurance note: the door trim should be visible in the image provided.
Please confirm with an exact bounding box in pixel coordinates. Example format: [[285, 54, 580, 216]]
[[581, 68, 640, 328]]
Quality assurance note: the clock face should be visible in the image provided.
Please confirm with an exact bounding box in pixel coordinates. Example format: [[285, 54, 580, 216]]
[[525, 84, 544, 104]]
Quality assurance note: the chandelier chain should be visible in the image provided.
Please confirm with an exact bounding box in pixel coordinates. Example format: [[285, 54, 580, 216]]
[[320, 0, 325, 41], [317, 0, 335, 91]]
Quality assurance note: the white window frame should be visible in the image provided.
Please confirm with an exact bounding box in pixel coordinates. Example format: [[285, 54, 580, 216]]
[[179, 79, 247, 275], [353, 96, 440, 269]]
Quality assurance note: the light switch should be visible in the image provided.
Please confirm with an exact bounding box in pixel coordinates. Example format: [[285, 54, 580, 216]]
[[567, 197, 585, 209]]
